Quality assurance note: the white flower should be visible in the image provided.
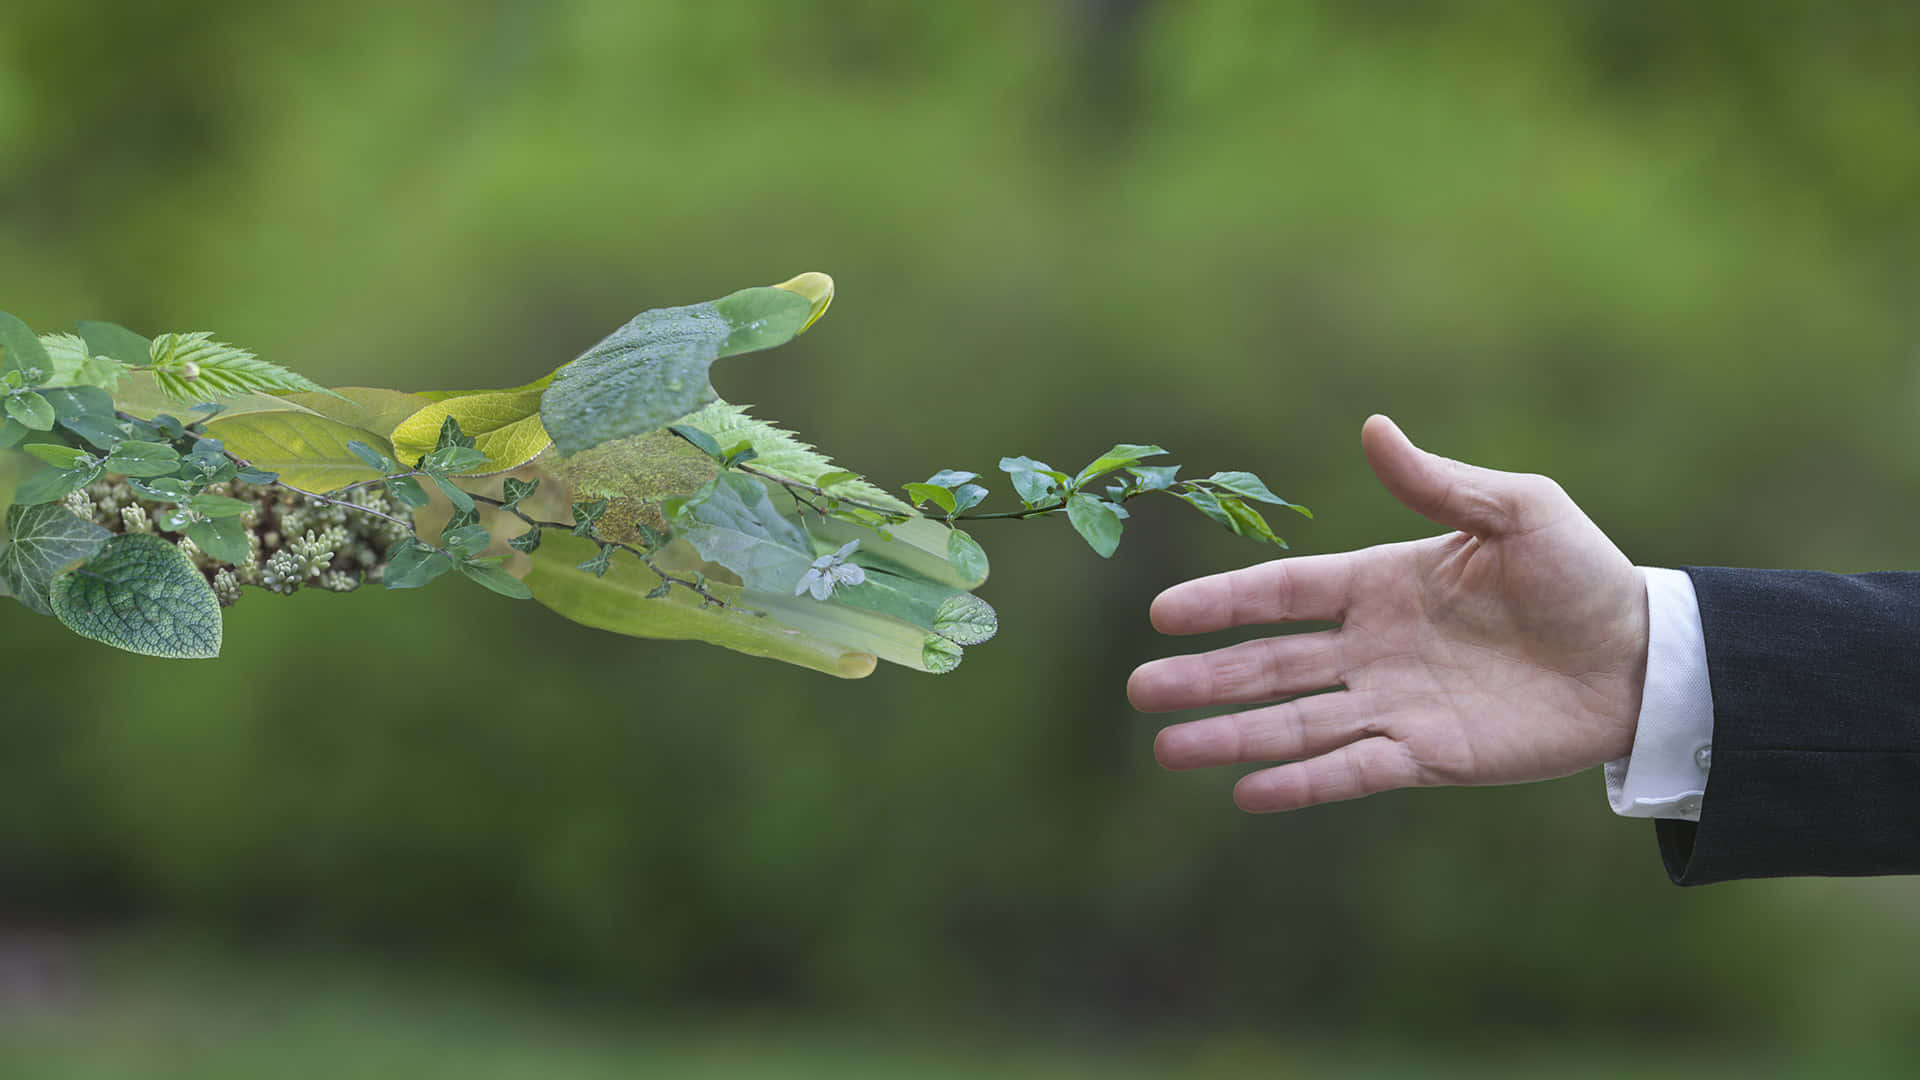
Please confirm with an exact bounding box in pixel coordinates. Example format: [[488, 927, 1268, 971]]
[[794, 539, 867, 601]]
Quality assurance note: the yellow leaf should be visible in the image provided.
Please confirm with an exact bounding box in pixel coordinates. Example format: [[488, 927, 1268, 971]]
[[203, 412, 394, 493], [772, 272, 834, 333], [390, 389, 552, 474]]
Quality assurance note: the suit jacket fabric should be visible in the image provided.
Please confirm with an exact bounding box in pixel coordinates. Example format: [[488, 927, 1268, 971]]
[[1657, 567, 1920, 884]]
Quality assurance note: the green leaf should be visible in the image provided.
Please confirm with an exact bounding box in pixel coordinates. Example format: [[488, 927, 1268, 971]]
[[1217, 496, 1287, 549], [673, 403, 910, 513], [59, 415, 127, 451], [1129, 464, 1181, 491], [76, 321, 153, 367], [1065, 493, 1124, 558], [102, 440, 181, 478], [423, 445, 491, 475], [951, 484, 988, 514], [442, 524, 492, 559], [184, 517, 253, 565], [0, 503, 112, 615], [570, 499, 608, 538], [22, 443, 91, 468], [49, 534, 222, 658], [999, 456, 1061, 506], [575, 543, 613, 577], [37, 332, 125, 391], [924, 469, 978, 488], [542, 280, 826, 456], [384, 474, 428, 508], [1175, 487, 1234, 529], [186, 493, 252, 518], [13, 462, 99, 506], [500, 477, 538, 512], [668, 423, 724, 461], [38, 385, 117, 423], [1202, 470, 1294, 507], [1, 312, 51, 377], [131, 477, 194, 502], [382, 542, 453, 589], [389, 389, 550, 475], [1074, 444, 1167, 488], [904, 483, 957, 515], [921, 633, 964, 674], [508, 526, 543, 554], [644, 581, 672, 600], [456, 559, 533, 600], [346, 440, 399, 472], [6, 392, 56, 431], [430, 473, 475, 514], [202, 411, 394, 492], [945, 529, 989, 581], [0, 418, 26, 449], [147, 332, 325, 401], [932, 592, 998, 646]]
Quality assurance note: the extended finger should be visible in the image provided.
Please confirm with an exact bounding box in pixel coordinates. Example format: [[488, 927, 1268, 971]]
[[1232, 736, 1421, 812], [1153, 690, 1371, 771], [1128, 630, 1346, 713], [1149, 552, 1356, 635]]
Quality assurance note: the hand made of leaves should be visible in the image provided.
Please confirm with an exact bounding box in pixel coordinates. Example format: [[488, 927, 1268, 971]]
[[0, 274, 1306, 677]]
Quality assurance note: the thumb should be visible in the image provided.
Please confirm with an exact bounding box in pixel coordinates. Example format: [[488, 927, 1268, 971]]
[[1361, 415, 1549, 538]]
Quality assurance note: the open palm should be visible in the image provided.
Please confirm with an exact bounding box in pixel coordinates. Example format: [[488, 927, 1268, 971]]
[[1128, 415, 1649, 811]]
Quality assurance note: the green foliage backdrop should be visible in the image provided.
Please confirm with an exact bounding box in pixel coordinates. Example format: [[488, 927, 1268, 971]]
[[3, 0, 1919, 1062]]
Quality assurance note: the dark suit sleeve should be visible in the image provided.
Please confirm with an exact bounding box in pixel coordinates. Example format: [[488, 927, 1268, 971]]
[[1656, 567, 1920, 885]]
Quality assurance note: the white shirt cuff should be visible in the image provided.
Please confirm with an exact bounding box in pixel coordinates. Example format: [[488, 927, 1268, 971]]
[[1605, 567, 1715, 821]]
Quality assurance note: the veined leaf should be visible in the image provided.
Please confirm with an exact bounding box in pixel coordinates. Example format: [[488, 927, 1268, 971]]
[[49, 534, 222, 658], [1066, 493, 1124, 558], [202, 411, 394, 493], [36, 332, 124, 390], [0, 311, 50, 377], [390, 388, 550, 473], [541, 275, 832, 456], [676, 402, 910, 512], [0, 503, 113, 615], [1074, 444, 1167, 488], [147, 332, 325, 401], [75, 321, 153, 368], [932, 592, 998, 646]]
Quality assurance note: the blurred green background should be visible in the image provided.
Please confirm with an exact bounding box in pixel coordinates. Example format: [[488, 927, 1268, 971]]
[[4, 1, 1920, 1075]]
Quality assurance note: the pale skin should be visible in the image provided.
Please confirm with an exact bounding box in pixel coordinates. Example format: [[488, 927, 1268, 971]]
[[1128, 415, 1650, 812]]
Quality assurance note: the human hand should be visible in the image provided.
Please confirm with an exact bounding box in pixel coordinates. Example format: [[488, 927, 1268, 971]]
[[1127, 415, 1649, 811]]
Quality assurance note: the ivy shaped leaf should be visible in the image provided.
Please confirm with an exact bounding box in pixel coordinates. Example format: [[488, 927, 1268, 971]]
[[0, 503, 113, 615], [48, 534, 223, 658], [541, 276, 831, 457]]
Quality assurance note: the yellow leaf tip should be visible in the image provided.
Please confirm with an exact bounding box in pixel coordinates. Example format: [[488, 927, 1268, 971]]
[[772, 272, 834, 333]]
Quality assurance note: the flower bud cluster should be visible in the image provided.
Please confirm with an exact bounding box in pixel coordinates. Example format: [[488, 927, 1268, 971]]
[[76, 477, 412, 608]]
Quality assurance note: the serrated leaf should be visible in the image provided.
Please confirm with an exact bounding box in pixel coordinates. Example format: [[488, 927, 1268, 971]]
[[456, 559, 533, 599], [49, 534, 222, 658], [541, 280, 826, 456], [147, 332, 324, 401], [921, 634, 964, 674], [202, 411, 393, 493], [1074, 444, 1167, 488], [674, 402, 910, 513], [6, 392, 56, 431], [184, 517, 252, 565], [1066, 493, 1124, 558], [932, 592, 998, 646], [389, 389, 550, 475], [37, 332, 125, 391], [1, 312, 51, 377], [0, 503, 112, 615]]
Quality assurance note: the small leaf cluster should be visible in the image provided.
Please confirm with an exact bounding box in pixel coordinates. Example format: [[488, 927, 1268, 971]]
[[900, 443, 1309, 559], [346, 418, 530, 600]]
